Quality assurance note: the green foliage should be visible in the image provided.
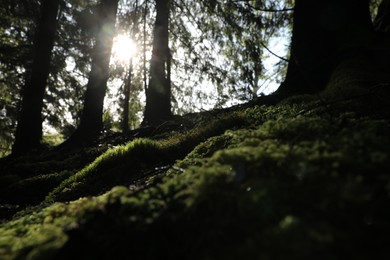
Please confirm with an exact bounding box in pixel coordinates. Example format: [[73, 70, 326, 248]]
[[170, 0, 292, 108], [42, 134, 65, 148]]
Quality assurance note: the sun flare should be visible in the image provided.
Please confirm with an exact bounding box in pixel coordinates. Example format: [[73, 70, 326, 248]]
[[112, 34, 137, 64]]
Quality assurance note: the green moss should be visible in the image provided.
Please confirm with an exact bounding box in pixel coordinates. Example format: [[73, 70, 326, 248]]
[[1, 99, 390, 259], [45, 138, 161, 202], [44, 112, 248, 203], [41, 134, 65, 148], [0, 170, 73, 205]]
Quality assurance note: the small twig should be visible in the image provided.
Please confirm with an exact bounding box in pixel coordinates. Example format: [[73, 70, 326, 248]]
[[250, 7, 294, 13], [259, 41, 289, 62]]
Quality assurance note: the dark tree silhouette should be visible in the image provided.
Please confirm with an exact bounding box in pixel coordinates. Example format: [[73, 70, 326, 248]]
[[278, 0, 373, 94], [12, 0, 60, 155], [143, 0, 171, 125], [63, 0, 119, 147], [375, 0, 390, 33]]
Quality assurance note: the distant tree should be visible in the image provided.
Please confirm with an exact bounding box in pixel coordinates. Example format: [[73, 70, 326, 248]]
[[42, 0, 97, 137], [63, 0, 119, 146], [0, 0, 40, 156], [143, 0, 172, 125], [122, 59, 133, 132], [142, 0, 290, 123], [119, 1, 139, 133], [12, 0, 61, 155], [1, 0, 104, 151]]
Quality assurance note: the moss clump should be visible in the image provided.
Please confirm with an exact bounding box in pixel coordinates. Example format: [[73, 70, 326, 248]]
[[0, 186, 131, 259], [41, 134, 65, 148], [45, 138, 161, 202], [45, 112, 248, 203], [1, 170, 73, 205]]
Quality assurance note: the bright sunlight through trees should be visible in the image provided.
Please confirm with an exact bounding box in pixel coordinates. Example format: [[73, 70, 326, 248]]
[[112, 34, 137, 65]]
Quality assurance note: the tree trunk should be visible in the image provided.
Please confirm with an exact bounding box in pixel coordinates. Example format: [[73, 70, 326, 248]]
[[63, 0, 118, 147], [122, 61, 132, 132], [143, 0, 172, 126], [277, 0, 373, 95], [374, 0, 390, 33], [12, 0, 60, 155]]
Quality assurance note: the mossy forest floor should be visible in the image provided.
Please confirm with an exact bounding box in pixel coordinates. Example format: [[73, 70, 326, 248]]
[[0, 93, 390, 259]]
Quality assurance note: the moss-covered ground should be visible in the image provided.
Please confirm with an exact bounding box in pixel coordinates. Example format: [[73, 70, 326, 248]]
[[0, 94, 390, 259]]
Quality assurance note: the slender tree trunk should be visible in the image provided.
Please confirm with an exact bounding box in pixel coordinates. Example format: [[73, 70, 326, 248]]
[[12, 0, 60, 155], [143, 0, 148, 94], [122, 0, 138, 132], [143, 0, 171, 125], [278, 0, 373, 95], [64, 0, 118, 147], [122, 60, 132, 132]]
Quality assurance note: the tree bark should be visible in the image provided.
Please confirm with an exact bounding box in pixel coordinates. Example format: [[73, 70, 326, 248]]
[[143, 0, 172, 125], [12, 0, 60, 155], [63, 0, 119, 147], [277, 0, 373, 95]]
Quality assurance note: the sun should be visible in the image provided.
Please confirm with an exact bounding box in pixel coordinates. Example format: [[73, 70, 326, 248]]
[[112, 34, 137, 64]]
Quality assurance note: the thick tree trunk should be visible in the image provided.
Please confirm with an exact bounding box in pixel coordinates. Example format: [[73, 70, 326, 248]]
[[278, 0, 373, 95], [12, 0, 60, 155], [143, 0, 171, 126], [63, 0, 118, 147], [374, 0, 390, 33]]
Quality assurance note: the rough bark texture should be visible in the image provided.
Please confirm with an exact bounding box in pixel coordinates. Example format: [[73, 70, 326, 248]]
[[278, 0, 373, 95], [143, 0, 172, 126], [322, 0, 390, 99], [64, 0, 119, 147], [12, 0, 60, 155]]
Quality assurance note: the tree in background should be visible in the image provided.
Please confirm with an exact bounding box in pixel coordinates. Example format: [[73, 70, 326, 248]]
[[12, 0, 61, 155], [119, 1, 139, 132], [42, 0, 98, 137], [0, 0, 40, 155], [143, 0, 171, 125], [122, 55, 134, 132], [63, 0, 119, 147]]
